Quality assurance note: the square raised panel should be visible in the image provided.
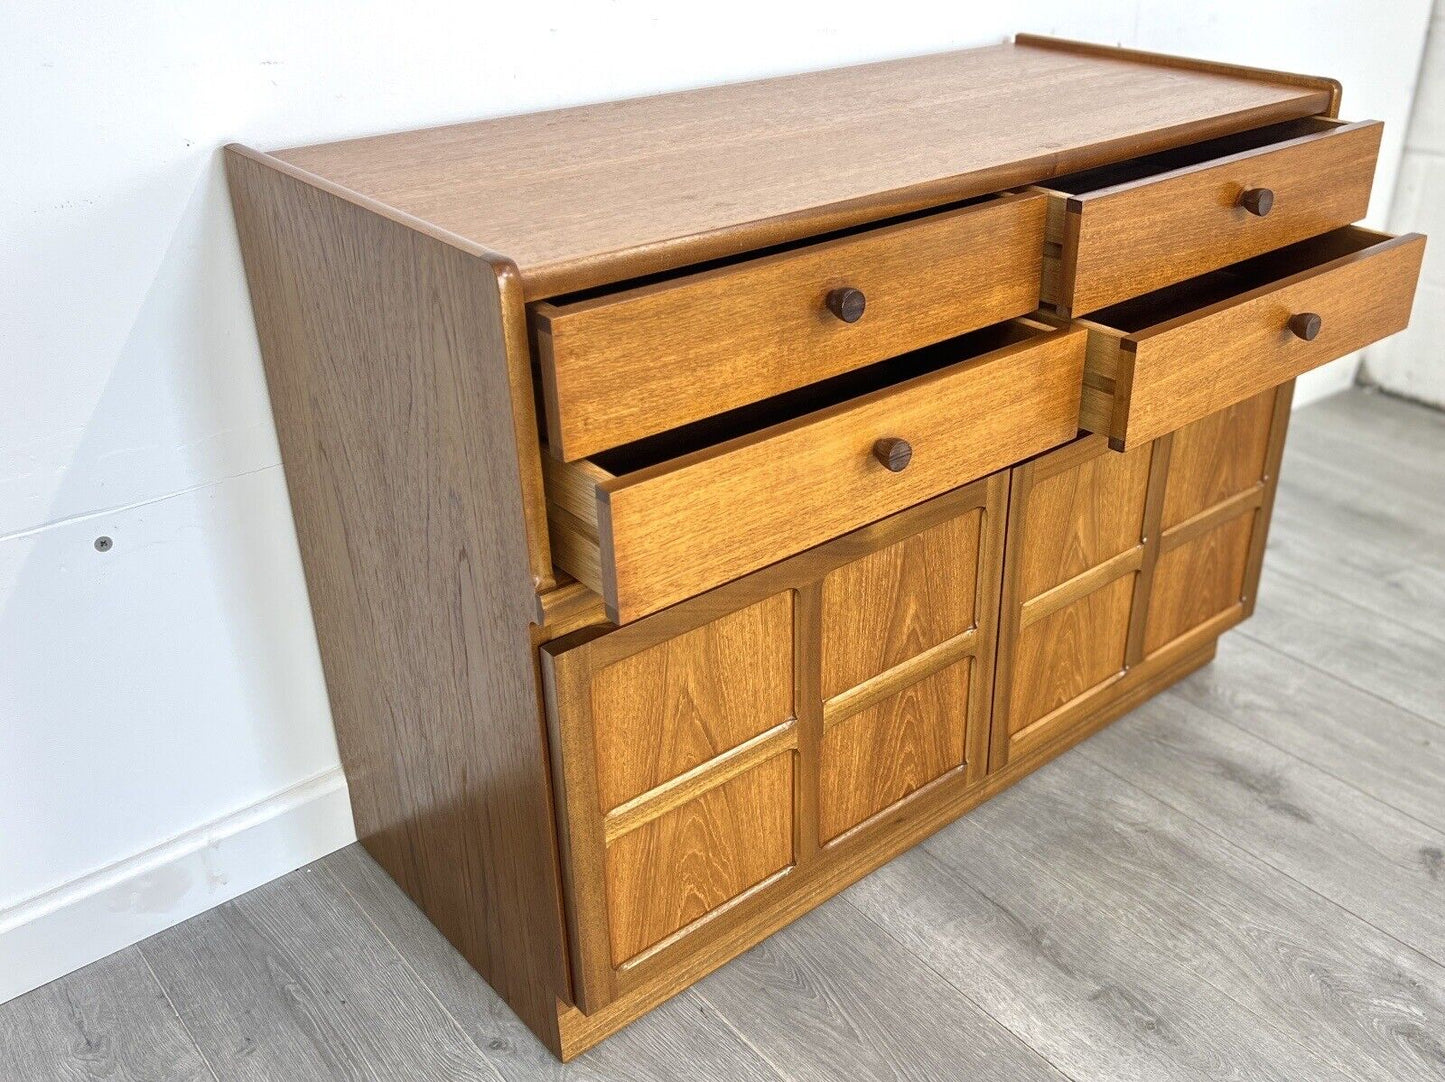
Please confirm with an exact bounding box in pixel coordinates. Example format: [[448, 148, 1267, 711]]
[[591, 592, 793, 811]]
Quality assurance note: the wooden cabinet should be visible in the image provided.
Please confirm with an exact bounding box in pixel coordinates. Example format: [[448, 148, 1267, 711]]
[[227, 35, 1421, 1061], [540, 478, 1004, 1010]]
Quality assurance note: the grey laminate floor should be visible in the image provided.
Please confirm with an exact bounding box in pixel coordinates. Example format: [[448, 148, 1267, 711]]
[[5, 387, 1444, 1081]]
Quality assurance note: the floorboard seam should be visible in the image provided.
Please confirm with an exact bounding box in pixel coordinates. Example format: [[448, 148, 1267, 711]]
[[1159, 673, 1445, 835], [1261, 557, 1445, 649], [690, 987, 799, 1082], [1232, 622, 1445, 738], [1078, 747, 1445, 974], [318, 859, 509, 1082], [135, 945, 223, 1082], [837, 895, 1083, 1082]]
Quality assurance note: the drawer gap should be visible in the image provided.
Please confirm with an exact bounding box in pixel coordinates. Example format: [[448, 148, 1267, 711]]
[[1089, 226, 1387, 333], [1039, 115, 1343, 196], [536, 193, 999, 308], [590, 321, 1045, 477]]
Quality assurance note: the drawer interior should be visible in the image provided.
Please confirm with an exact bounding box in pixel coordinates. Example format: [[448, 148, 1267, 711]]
[[1084, 226, 1384, 333], [582, 319, 1052, 478], [1041, 116, 1342, 196]]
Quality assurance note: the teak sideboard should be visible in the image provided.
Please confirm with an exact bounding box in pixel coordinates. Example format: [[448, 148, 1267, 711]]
[[226, 35, 1425, 1059]]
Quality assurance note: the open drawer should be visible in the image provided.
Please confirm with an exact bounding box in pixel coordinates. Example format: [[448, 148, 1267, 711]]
[[545, 318, 1085, 623], [1079, 226, 1425, 451], [532, 192, 1046, 461], [1036, 117, 1382, 317]]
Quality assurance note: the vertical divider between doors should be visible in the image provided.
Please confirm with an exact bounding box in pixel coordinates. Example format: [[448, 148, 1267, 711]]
[[1125, 433, 1173, 668], [969, 470, 1012, 784], [792, 581, 824, 865], [986, 463, 1026, 775]]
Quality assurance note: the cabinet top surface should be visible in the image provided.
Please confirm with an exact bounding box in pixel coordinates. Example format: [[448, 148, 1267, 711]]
[[270, 37, 1335, 299]]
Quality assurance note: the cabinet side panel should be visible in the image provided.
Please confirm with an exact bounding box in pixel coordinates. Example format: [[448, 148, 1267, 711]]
[[225, 149, 568, 1051]]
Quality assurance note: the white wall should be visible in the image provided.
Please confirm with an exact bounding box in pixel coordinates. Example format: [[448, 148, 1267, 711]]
[[1, 0, 1433, 1002], [1364, 3, 1445, 404]]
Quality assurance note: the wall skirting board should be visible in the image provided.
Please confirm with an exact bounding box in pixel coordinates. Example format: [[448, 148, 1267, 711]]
[[0, 769, 355, 1004]]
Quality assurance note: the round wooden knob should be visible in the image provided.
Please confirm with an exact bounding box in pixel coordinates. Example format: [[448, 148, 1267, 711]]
[[1288, 312, 1322, 341], [1237, 187, 1274, 216], [873, 437, 912, 472], [826, 287, 866, 323]]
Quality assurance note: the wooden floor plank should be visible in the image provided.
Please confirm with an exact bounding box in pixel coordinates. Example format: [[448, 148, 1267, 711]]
[[1081, 692, 1445, 965], [0, 947, 213, 1082], [1171, 635, 1445, 833], [1300, 389, 1445, 476], [322, 845, 783, 1082], [1244, 567, 1445, 729], [1270, 452, 1445, 574], [694, 897, 1068, 1082], [1286, 394, 1445, 506], [844, 842, 1338, 1082], [139, 862, 505, 1082], [1263, 481, 1445, 645], [915, 749, 1445, 1081]]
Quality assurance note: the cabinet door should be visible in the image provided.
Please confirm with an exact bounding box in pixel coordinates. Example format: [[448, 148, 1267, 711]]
[[541, 475, 1005, 1012], [989, 435, 1164, 769], [990, 381, 1292, 772], [1144, 382, 1292, 654]]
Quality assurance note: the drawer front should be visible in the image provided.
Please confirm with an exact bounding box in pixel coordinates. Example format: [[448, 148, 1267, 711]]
[[1046, 119, 1381, 316], [553, 323, 1084, 624], [534, 193, 1046, 461], [1086, 229, 1423, 450], [541, 480, 1003, 1013]]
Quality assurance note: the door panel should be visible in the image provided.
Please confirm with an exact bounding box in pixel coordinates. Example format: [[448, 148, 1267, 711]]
[[1007, 574, 1134, 742], [1145, 514, 1255, 654], [591, 593, 793, 810], [820, 508, 981, 697], [819, 658, 972, 842], [1144, 381, 1293, 654], [604, 752, 794, 965]]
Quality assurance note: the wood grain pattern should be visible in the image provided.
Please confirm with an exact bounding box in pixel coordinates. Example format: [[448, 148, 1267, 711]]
[[989, 434, 1160, 771], [604, 754, 794, 966], [553, 323, 1082, 623], [1090, 692, 1445, 966], [541, 478, 1001, 1019], [820, 508, 981, 698], [534, 194, 1045, 460], [556, 640, 1218, 1059], [820, 659, 971, 841], [1145, 512, 1255, 655], [224, 147, 570, 1051], [322, 845, 786, 1082], [591, 592, 793, 810], [1085, 228, 1425, 449], [0, 948, 212, 1082], [1162, 387, 1277, 528], [695, 900, 1066, 1082], [1019, 440, 1152, 596], [602, 722, 798, 845], [1044, 118, 1381, 315], [139, 865, 504, 1082], [272, 41, 1333, 299], [1007, 574, 1135, 739], [891, 746, 1445, 1082]]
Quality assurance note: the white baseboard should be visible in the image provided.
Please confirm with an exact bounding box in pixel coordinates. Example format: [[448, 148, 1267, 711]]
[[0, 768, 355, 1005]]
